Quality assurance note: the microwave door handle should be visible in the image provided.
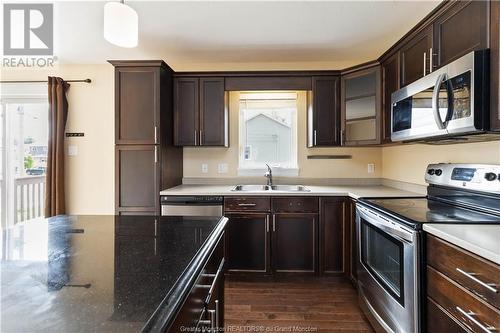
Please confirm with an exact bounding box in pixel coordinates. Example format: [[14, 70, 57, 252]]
[[432, 73, 448, 130]]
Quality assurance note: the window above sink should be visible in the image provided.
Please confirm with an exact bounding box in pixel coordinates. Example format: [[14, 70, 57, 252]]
[[238, 91, 299, 176]]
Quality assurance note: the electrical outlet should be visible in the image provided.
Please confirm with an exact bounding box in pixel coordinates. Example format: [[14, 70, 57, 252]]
[[68, 145, 78, 156], [201, 164, 208, 173], [218, 163, 228, 174], [367, 163, 375, 174]]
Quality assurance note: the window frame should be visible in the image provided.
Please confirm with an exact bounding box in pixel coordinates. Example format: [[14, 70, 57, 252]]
[[237, 92, 299, 176]]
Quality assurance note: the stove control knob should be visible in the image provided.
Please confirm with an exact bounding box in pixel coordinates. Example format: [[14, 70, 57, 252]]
[[427, 169, 435, 175], [435, 169, 443, 176], [485, 172, 497, 181]]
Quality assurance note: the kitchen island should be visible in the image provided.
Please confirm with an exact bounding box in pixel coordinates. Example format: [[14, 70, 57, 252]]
[[1, 215, 227, 333]]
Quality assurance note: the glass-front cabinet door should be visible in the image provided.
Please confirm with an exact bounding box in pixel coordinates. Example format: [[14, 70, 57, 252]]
[[341, 65, 381, 145]]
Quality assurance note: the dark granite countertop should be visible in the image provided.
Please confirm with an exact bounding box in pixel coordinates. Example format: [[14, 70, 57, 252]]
[[1, 215, 227, 333]]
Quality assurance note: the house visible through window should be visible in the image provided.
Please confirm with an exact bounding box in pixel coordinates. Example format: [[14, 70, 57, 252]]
[[239, 92, 298, 173]]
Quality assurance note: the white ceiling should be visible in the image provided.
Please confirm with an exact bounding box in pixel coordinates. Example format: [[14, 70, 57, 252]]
[[52, 1, 441, 70]]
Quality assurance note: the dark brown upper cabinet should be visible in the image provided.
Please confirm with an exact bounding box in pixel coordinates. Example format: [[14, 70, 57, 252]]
[[381, 53, 400, 144], [492, 0, 500, 131], [307, 76, 341, 147], [400, 25, 433, 87], [174, 77, 228, 147], [433, 0, 489, 68], [341, 64, 381, 146], [114, 66, 160, 145]]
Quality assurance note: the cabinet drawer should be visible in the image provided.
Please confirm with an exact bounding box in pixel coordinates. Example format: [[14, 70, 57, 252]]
[[427, 297, 471, 333], [272, 197, 318, 213], [427, 235, 500, 308], [427, 266, 500, 333], [224, 197, 270, 212], [168, 233, 225, 332]]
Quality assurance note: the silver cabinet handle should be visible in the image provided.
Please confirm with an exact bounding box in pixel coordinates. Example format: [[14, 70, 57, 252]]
[[194, 130, 197, 146], [266, 215, 269, 233], [215, 299, 220, 329], [456, 306, 496, 333], [199, 130, 203, 146], [238, 203, 256, 207], [429, 48, 433, 73], [313, 130, 317, 146], [208, 308, 216, 330], [456, 268, 499, 293], [272, 215, 276, 232], [423, 51, 427, 75], [154, 126, 158, 144], [154, 146, 158, 163], [340, 129, 344, 146]]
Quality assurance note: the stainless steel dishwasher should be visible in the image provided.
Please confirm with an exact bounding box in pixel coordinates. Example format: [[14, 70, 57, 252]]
[[160, 196, 224, 216]]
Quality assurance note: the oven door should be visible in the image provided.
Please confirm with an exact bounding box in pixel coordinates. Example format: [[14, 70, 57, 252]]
[[356, 205, 420, 333]]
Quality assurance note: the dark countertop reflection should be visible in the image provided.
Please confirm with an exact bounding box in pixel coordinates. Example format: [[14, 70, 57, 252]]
[[1, 215, 225, 333]]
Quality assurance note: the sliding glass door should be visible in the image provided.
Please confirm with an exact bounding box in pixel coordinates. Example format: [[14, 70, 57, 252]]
[[1, 83, 48, 228]]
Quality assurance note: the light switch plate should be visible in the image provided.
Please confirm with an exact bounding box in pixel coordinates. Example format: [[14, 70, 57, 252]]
[[201, 164, 208, 173], [68, 145, 78, 156], [367, 163, 375, 174], [218, 163, 228, 174]]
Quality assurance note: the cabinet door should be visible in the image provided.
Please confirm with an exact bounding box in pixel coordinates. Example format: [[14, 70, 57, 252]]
[[400, 25, 433, 86], [433, 0, 488, 68], [319, 198, 346, 275], [272, 213, 317, 273], [309, 76, 340, 146], [348, 199, 358, 284], [115, 145, 159, 214], [382, 53, 400, 143], [174, 78, 199, 146], [115, 67, 159, 144], [225, 213, 270, 273], [341, 66, 381, 146], [200, 78, 228, 147], [492, 0, 500, 131]]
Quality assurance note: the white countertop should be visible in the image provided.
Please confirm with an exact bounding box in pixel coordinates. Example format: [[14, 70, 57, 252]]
[[160, 184, 421, 199], [423, 224, 500, 265]]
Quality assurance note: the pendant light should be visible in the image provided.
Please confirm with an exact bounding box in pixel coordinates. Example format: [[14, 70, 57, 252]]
[[103, 0, 138, 48]]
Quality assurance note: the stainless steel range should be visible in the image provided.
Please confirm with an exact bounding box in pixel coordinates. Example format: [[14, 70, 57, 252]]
[[356, 163, 500, 333]]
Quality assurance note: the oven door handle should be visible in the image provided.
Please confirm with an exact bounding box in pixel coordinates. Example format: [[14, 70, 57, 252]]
[[357, 206, 416, 243]]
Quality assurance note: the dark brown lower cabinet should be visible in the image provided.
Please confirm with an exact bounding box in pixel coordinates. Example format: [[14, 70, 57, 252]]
[[272, 213, 318, 273], [225, 213, 270, 273], [426, 235, 500, 332], [348, 199, 358, 284], [115, 145, 159, 214], [319, 197, 347, 274], [427, 297, 471, 333], [168, 233, 225, 333]]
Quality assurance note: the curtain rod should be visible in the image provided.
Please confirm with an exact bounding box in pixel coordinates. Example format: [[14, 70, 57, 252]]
[[0, 79, 91, 83]]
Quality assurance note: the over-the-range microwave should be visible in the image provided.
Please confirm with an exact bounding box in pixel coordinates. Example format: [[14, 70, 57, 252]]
[[391, 50, 490, 142]]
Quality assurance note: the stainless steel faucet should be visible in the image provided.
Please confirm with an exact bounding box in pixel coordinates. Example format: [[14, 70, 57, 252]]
[[265, 164, 273, 186]]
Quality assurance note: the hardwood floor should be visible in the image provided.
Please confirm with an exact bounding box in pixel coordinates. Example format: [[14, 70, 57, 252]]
[[225, 276, 374, 333]]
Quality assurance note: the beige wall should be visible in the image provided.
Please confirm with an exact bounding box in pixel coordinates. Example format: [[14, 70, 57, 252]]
[[184, 91, 383, 179], [382, 142, 500, 185], [4, 63, 500, 215], [1, 64, 115, 214]]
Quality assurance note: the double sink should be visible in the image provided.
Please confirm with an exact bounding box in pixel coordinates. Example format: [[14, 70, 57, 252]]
[[232, 184, 310, 192]]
